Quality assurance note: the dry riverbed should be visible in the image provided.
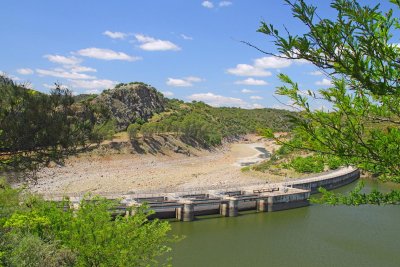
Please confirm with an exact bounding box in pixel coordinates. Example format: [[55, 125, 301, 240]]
[[30, 135, 283, 196]]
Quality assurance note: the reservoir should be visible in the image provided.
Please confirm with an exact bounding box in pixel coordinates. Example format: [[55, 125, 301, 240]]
[[170, 179, 400, 267]]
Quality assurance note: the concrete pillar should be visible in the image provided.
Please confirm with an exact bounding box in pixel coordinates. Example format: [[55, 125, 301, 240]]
[[220, 202, 229, 217], [256, 199, 267, 212], [175, 206, 182, 221], [267, 196, 274, 212], [182, 203, 194, 222], [228, 199, 238, 217]]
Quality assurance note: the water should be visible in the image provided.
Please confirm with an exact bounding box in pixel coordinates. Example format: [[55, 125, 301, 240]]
[[239, 146, 270, 166], [169, 179, 400, 267]]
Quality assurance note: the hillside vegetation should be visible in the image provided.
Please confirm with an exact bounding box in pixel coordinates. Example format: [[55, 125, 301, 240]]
[[127, 99, 296, 147]]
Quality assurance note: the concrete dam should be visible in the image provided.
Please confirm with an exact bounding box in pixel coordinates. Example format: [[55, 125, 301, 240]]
[[58, 167, 360, 222]]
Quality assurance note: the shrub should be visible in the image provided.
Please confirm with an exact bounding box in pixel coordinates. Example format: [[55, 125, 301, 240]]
[[326, 156, 344, 170], [127, 123, 141, 140], [289, 156, 324, 173], [91, 119, 117, 143], [0, 182, 173, 267]]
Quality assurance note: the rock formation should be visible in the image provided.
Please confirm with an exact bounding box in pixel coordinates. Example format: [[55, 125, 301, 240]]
[[93, 82, 166, 131]]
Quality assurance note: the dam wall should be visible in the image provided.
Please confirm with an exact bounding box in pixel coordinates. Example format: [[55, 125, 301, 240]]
[[56, 167, 360, 222], [291, 168, 360, 194]]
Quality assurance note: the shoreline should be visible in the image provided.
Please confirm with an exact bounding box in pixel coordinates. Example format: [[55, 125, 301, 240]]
[[29, 135, 279, 196]]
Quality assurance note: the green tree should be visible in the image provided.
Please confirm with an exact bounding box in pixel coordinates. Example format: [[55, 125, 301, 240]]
[[0, 77, 97, 173], [252, 0, 400, 182]]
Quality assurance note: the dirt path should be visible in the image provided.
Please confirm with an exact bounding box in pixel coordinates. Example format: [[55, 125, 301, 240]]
[[30, 136, 280, 195]]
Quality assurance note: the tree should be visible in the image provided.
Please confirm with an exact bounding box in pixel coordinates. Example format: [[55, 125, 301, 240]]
[[0, 77, 98, 174], [250, 0, 400, 182]]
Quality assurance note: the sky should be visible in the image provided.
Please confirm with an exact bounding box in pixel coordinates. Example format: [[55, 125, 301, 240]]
[[0, 0, 397, 110]]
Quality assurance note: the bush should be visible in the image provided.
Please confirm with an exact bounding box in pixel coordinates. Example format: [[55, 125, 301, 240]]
[[0, 183, 173, 267], [289, 156, 324, 173], [127, 123, 141, 140], [326, 156, 344, 170], [90, 119, 117, 143]]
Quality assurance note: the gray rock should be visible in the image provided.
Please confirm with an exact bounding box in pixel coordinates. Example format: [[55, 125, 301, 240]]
[[93, 83, 165, 131]]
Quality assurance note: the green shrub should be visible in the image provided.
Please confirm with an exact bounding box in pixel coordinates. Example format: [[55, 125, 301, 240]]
[[326, 156, 344, 170], [0, 185, 173, 267], [289, 156, 324, 173], [127, 123, 141, 140], [91, 119, 117, 143]]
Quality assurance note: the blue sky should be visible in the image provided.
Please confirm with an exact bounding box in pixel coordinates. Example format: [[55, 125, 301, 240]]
[[0, 0, 396, 109]]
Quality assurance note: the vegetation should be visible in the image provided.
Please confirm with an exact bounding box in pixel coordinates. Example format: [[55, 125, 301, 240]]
[[248, 0, 400, 204], [0, 179, 172, 266], [286, 155, 325, 173], [312, 181, 400, 205], [0, 77, 115, 173], [251, 0, 400, 183], [130, 99, 296, 147], [127, 123, 142, 140]]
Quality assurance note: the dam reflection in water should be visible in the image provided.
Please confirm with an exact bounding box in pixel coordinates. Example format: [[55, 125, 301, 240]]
[[170, 180, 400, 267]]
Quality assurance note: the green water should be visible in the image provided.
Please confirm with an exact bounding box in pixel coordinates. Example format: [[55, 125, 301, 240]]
[[170, 179, 400, 267]]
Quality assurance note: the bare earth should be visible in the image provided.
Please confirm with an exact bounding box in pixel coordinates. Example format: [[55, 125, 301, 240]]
[[30, 135, 282, 196]]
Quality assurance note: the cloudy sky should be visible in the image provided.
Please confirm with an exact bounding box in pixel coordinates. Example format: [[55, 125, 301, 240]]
[[0, 0, 396, 109]]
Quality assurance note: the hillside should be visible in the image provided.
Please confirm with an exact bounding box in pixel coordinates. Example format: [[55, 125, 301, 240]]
[[126, 98, 296, 148], [71, 82, 297, 149]]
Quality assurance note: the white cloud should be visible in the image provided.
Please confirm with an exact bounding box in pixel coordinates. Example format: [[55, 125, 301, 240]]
[[187, 92, 248, 107], [202, 1, 214, 8], [69, 66, 97, 73], [315, 78, 332, 86], [227, 64, 272, 77], [166, 76, 203, 87], [185, 76, 203, 82], [181, 34, 193, 40], [103, 30, 128, 40], [219, 1, 232, 7], [252, 103, 264, 109], [250, 95, 263, 100], [228, 55, 306, 78], [254, 56, 292, 69], [162, 91, 174, 97], [167, 78, 192, 87], [85, 89, 101, 94], [44, 54, 82, 65], [235, 78, 268, 86], [17, 68, 34, 75], [309, 70, 323, 76], [43, 54, 97, 73], [69, 79, 118, 90], [76, 48, 141, 61], [241, 88, 256, 94], [134, 34, 180, 51], [36, 68, 96, 80]]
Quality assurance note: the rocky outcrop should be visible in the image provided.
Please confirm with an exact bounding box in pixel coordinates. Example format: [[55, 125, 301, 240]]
[[93, 83, 165, 131]]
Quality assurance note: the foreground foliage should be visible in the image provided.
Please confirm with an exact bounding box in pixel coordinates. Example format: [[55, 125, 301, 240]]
[[253, 0, 400, 182], [312, 181, 400, 205], [0, 180, 172, 266]]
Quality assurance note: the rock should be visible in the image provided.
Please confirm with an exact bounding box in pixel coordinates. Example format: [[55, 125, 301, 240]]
[[93, 82, 165, 131]]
